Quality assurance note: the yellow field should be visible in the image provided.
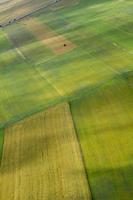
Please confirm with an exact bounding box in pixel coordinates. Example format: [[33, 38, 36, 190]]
[[0, 103, 91, 200]]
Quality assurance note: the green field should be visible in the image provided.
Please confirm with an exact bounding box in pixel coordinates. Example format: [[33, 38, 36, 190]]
[[71, 75, 133, 199], [0, 0, 133, 199], [0, 0, 133, 128]]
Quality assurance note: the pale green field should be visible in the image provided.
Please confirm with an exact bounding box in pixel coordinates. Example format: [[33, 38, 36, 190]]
[[71, 75, 133, 199]]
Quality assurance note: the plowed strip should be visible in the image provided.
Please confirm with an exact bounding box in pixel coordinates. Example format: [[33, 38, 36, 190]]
[[24, 18, 76, 55], [0, 103, 91, 200]]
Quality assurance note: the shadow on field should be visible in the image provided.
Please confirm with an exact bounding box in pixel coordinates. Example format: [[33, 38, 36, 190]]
[[6, 24, 37, 48], [46, 192, 88, 200], [0, 123, 68, 174], [87, 164, 133, 200], [98, 21, 133, 40], [71, 70, 133, 102], [80, 122, 133, 137]]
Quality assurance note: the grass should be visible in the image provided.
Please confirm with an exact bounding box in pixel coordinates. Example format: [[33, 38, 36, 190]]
[[0, 103, 91, 200], [70, 74, 133, 200], [0, 0, 132, 128]]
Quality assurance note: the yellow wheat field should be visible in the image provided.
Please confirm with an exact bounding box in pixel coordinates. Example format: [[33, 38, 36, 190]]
[[0, 103, 91, 200]]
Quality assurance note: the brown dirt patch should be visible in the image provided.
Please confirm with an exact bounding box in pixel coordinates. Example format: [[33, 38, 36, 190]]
[[24, 18, 76, 55]]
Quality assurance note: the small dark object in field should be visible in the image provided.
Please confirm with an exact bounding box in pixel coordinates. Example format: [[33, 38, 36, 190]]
[[64, 44, 67, 47]]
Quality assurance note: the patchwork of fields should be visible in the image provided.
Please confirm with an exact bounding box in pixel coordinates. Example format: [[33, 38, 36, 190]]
[[0, 0, 133, 199], [0, 0, 133, 127]]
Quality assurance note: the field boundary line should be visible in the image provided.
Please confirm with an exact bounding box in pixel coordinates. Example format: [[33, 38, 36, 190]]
[[15, 48, 26, 60], [68, 103, 94, 200], [0, 128, 5, 166], [1, 70, 132, 129], [34, 67, 64, 97], [0, 0, 63, 28]]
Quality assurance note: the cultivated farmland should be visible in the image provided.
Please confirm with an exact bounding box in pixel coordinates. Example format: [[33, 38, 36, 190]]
[[0, 103, 91, 200], [0, 0, 52, 25], [24, 18, 76, 55], [71, 75, 133, 200], [0, 0, 133, 128], [0, 0, 133, 199]]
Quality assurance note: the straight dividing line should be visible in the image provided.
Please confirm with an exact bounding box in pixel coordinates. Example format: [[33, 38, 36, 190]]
[[9, 38, 64, 98], [20, 49, 64, 98], [1, 26, 132, 128], [34, 67, 64, 97], [1, 0, 63, 28], [15, 48, 26, 60], [0, 128, 5, 167], [4, 21, 64, 98], [0, 97, 66, 129], [1, 68, 132, 129], [0, 35, 66, 129], [68, 103, 94, 200]]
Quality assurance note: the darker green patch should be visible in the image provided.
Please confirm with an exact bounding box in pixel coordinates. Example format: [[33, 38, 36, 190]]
[[5, 23, 37, 48], [71, 70, 133, 103], [89, 165, 133, 199], [70, 71, 133, 199]]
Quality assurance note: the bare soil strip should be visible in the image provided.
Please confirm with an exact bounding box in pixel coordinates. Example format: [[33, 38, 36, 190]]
[[0, 103, 91, 200], [24, 18, 76, 55]]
